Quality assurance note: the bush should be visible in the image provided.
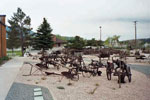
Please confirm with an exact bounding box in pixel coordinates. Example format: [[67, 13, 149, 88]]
[[57, 86, 65, 90], [0, 56, 10, 60], [0, 56, 10, 65]]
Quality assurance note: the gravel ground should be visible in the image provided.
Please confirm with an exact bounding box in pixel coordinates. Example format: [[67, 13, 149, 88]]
[[14, 55, 150, 100], [6, 82, 54, 100]]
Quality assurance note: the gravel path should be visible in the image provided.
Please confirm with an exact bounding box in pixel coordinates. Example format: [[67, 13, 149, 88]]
[[6, 82, 54, 100]]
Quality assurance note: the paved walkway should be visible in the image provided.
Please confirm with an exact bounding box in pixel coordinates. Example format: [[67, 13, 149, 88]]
[[0, 57, 25, 100], [130, 64, 150, 76], [6, 82, 54, 100]]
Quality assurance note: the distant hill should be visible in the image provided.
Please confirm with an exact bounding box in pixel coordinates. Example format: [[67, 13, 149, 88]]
[[121, 38, 150, 44], [138, 38, 150, 43], [55, 34, 74, 41]]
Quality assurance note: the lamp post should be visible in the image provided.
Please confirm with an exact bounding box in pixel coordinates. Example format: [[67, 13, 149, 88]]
[[99, 26, 102, 62], [99, 26, 102, 41], [134, 21, 137, 49]]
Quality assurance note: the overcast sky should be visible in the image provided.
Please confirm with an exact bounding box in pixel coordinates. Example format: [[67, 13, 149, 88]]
[[1, 0, 150, 40]]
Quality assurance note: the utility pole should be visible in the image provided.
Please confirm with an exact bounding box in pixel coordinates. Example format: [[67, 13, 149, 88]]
[[99, 26, 102, 41], [134, 21, 137, 49]]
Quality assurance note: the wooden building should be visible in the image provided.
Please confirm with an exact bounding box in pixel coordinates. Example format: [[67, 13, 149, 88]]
[[52, 35, 66, 47], [0, 15, 6, 57]]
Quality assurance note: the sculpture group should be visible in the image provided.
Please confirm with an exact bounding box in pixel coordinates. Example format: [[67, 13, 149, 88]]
[[25, 48, 132, 88]]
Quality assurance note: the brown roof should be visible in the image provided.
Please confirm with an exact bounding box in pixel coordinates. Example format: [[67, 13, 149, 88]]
[[52, 34, 67, 44], [55, 38, 66, 44]]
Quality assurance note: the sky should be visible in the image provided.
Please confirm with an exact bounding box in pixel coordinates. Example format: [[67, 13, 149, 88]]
[[1, 0, 150, 41]]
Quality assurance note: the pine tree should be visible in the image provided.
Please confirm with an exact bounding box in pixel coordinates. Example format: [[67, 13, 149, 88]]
[[9, 7, 32, 56], [33, 18, 54, 54], [7, 21, 20, 53]]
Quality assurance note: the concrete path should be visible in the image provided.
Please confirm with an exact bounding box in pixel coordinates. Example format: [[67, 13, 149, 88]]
[[130, 64, 150, 76], [0, 57, 25, 100], [6, 82, 54, 100]]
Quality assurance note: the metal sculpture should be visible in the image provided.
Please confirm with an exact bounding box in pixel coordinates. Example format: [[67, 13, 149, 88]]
[[106, 59, 132, 88]]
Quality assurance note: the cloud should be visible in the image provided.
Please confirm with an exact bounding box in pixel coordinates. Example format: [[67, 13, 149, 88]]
[[114, 17, 150, 23], [0, 0, 150, 40]]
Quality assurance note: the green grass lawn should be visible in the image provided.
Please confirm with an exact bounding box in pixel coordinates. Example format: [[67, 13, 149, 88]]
[[7, 51, 22, 57], [0, 50, 21, 66]]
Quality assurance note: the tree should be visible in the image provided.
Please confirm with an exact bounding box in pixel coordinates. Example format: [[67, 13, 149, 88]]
[[104, 37, 112, 47], [9, 7, 32, 56], [7, 21, 20, 53], [23, 27, 33, 48], [97, 40, 104, 47], [104, 35, 120, 48], [66, 36, 85, 49], [32, 18, 54, 54], [55, 34, 67, 41], [86, 38, 98, 46], [111, 35, 120, 48]]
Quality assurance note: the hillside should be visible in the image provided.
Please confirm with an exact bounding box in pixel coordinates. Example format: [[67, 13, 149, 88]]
[[55, 34, 74, 41], [122, 38, 150, 44]]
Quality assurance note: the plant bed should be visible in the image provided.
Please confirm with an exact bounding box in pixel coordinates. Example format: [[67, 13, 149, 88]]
[[0, 56, 11, 66]]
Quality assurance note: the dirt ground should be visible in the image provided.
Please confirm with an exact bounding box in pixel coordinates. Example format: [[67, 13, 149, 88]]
[[15, 55, 150, 100]]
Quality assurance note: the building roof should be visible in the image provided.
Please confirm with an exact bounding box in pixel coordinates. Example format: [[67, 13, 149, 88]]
[[0, 15, 6, 17], [52, 34, 67, 44], [55, 38, 66, 44]]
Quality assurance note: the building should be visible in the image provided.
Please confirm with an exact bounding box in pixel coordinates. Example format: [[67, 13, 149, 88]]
[[0, 15, 6, 57], [52, 35, 67, 47]]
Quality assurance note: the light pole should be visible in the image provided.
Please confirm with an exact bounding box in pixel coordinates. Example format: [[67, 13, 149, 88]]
[[99, 26, 102, 41], [99, 26, 102, 62], [134, 21, 137, 49]]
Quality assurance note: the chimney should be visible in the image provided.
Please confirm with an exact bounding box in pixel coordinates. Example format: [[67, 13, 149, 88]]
[[0, 15, 6, 57]]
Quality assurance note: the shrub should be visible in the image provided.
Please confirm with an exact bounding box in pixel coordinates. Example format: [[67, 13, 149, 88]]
[[0, 56, 10, 65]]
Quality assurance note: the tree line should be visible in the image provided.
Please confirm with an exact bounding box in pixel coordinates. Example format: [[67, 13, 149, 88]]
[[8, 8, 138, 56], [7, 8, 54, 56]]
